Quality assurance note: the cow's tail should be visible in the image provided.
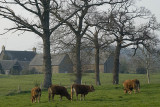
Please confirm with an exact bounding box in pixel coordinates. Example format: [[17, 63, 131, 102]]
[[71, 84, 74, 101]]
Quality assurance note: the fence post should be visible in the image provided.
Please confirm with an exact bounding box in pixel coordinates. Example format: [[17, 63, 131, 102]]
[[17, 85, 21, 93]]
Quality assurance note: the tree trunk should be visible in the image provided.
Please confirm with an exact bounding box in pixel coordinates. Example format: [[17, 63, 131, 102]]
[[113, 42, 121, 84], [75, 37, 82, 84], [94, 31, 101, 85], [43, 37, 52, 88], [95, 46, 101, 85], [42, 1, 52, 88], [147, 69, 150, 84], [145, 56, 150, 84]]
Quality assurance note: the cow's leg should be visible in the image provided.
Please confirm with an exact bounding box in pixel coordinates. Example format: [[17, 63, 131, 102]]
[[138, 88, 140, 92], [34, 97, 37, 103], [71, 91, 73, 101], [31, 97, 33, 103], [76, 93, 78, 101], [134, 89, 136, 93], [83, 94, 85, 101], [80, 94, 85, 101], [33, 97, 36, 103], [38, 96, 40, 103], [32, 98, 34, 103], [48, 93, 51, 102], [80, 94, 82, 101], [52, 94, 55, 101], [71, 87, 74, 101], [60, 95, 62, 101], [124, 89, 127, 94]]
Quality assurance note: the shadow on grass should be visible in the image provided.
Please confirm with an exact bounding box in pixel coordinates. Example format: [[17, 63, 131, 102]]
[[6, 88, 48, 96], [6, 90, 31, 96], [0, 75, 10, 78]]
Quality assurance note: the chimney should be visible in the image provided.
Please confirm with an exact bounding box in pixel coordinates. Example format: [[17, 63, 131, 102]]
[[32, 47, 36, 53], [2, 45, 5, 51]]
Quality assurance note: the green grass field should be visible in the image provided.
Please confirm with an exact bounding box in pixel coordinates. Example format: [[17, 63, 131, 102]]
[[0, 73, 160, 107]]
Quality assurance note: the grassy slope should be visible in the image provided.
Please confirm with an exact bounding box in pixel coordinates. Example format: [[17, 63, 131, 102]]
[[0, 73, 160, 107]]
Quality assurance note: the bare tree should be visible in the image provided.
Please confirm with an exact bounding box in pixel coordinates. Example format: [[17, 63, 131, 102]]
[[83, 7, 113, 85], [52, 0, 93, 84], [98, 0, 160, 84], [141, 32, 160, 84], [52, 0, 128, 84], [133, 35, 160, 84], [0, 0, 83, 88], [85, 27, 102, 85]]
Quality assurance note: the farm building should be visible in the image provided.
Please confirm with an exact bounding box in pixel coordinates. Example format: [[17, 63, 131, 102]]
[[0, 46, 36, 74], [0, 45, 114, 74], [29, 53, 73, 73], [82, 54, 114, 73], [0, 46, 36, 61], [69, 52, 114, 73], [0, 60, 24, 75]]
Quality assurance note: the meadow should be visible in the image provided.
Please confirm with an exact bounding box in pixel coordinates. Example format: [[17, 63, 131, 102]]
[[0, 73, 160, 107]]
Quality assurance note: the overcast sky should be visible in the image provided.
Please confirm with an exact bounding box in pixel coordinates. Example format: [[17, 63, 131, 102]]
[[0, 0, 160, 52]]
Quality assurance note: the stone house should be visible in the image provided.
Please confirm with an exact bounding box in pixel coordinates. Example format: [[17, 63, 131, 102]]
[[69, 52, 114, 73], [81, 54, 114, 73], [29, 53, 73, 73], [0, 46, 36, 61], [0, 60, 23, 75], [0, 46, 36, 74], [0, 45, 113, 74]]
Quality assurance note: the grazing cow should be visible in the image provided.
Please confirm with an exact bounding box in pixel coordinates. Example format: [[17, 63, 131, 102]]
[[48, 85, 71, 101], [71, 84, 95, 101], [123, 79, 140, 94], [31, 87, 41, 103]]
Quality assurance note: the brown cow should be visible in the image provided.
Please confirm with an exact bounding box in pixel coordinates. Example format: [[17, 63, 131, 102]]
[[48, 85, 71, 101], [31, 87, 41, 103], [71, 84, 95, 101], [123, 79, 140, 94]]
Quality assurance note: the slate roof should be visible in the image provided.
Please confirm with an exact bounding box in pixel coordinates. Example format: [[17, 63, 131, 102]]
[[2, 50, 36, 61], [0, 60, 19, 70], [88, 55, 109, 65], [29, 53, 68, 66]]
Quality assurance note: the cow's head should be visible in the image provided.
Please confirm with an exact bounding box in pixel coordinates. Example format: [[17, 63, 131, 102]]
[[123, 88, 132, 94], [66, 94, 71, 100], [90, 85, 95, 92], [36, 88, 41, 96]]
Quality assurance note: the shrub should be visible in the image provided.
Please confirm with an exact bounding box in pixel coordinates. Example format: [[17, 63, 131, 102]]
[[21, 68, 41, 75], [136, 67, 146, 74]]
